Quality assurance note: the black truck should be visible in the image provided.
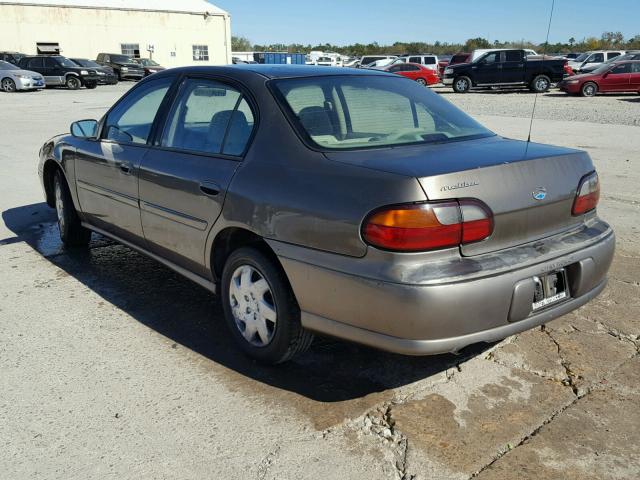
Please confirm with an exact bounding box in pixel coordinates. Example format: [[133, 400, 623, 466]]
[[95, 53, 145, 81], [442, 49, 568, 93], [17, 55, 100, 89]]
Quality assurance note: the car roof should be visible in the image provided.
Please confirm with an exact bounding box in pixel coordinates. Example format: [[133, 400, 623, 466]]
[[162, 64, 393, 79]]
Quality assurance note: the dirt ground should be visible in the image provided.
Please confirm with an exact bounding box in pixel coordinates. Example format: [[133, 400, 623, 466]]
[[1, 83, 638, 479]]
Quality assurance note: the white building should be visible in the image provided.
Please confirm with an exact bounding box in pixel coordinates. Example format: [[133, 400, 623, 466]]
[[0, 0, 231, 67]]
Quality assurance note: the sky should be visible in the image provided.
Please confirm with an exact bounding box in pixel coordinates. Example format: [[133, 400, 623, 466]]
[[212, 0, 638, 46]]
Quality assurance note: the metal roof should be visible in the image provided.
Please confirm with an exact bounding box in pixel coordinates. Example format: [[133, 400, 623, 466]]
[[1, 0, 228, 15]]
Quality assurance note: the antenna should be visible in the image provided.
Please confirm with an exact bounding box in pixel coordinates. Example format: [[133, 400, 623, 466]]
[[527, 0, 556, 144]]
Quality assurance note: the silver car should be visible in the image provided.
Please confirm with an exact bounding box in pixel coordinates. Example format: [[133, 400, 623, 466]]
[[38, 65, 614, 363], [0, 60, 45, 92]]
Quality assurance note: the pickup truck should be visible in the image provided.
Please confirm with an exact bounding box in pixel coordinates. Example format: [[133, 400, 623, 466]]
[[442, 49, 567, 93]]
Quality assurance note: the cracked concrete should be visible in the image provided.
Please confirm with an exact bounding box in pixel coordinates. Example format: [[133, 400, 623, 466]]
[[2, 85, 639, 479]]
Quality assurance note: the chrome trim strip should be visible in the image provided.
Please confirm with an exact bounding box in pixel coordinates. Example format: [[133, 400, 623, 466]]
[[140, 201, 208, 231], [81, 223, 216, 294], [77, 179, 138, 208]]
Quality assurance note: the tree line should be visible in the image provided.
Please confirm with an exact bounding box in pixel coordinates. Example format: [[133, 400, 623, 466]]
[[232, 32, 640, 56]]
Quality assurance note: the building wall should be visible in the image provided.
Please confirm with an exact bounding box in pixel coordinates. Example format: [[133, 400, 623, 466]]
[[0, 4, 231, 66]]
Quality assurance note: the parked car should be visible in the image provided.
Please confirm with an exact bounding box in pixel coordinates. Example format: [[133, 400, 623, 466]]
[[558, 60, 640, 96], [314, 56, 343, 67], [96, 53, 145, 81], [0, 51, 26, 66], [358, 55, 396, 68], [134, 58, 166, 76], [471, 48, 538, 62], [443, 49, 567, 93], [39, 65, 614, 363], [0, 60, 45, 92], [70, 58, 118, 84], [391, 54, 439, 71], [567, 50, 626, 73], [384, 62, 439, 85], [579, 51, 640, 74], [17, 55, 99, 89]]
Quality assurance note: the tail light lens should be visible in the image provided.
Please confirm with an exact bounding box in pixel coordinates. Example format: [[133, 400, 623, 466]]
[[563, 62, 574, 76], [362, 200, 493, 252], [572, 171, 600, 216]]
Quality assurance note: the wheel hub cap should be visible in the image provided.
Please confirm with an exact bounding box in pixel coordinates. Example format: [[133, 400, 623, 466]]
[[54, 181, 65, 231], [229, 265, 276, 347]]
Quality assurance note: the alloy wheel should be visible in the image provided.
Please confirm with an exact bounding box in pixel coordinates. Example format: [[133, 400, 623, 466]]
[[455, 78, 469, 91], [229, 265, 277, 347], [416, 78, 427, 86], [54, 178, 66, 232], [584, 84, 596, 96], [1, 78, 16, 92], [536, 78, 549, 91]]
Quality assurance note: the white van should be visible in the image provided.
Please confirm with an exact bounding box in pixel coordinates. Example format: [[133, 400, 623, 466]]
[[471, 48, 538, 62], [567, 50, 627, 73]]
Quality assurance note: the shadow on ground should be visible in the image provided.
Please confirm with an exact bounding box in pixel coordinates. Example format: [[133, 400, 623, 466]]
[[3, 203, 489, 404]]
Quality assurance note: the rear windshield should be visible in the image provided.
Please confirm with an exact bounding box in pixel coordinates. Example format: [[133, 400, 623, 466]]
[[111, 55, 134, 63], [272, 75, 494, 150]]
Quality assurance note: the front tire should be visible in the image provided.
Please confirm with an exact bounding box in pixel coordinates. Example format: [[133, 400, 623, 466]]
[[530, 74, 551, 93], [53, 170, 91, 247], [1, 77, 17, 92], [221, 247, 313, 364], [453, 76, 471, 93], [65, 76, 81, 90], [581, 82, 598, 97]]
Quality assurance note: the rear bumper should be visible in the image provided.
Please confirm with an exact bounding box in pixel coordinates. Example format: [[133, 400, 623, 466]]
[[270, 219, 615, 355]]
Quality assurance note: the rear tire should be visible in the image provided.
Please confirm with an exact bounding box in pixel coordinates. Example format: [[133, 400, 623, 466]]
[[416, 77, 427, 86], [453, 76, 471, 93], [65, 76, 81, 90], [220, 247, 313, 364], [581, 82, 598, 97], [1, 77, 17, 92], [53, 170, 91, 247], [530, 74, 551, 93]]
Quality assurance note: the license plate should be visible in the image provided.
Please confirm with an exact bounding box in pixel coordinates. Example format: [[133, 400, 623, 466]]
[[532, 269, 568, 311]]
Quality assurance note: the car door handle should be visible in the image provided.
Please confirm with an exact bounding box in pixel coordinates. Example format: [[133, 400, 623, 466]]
[[119, 162, 133, 174], [199, 182, 220, 197]]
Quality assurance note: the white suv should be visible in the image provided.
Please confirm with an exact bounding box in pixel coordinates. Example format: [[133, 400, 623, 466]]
[[392, 54, 439, 71], [567, 50, 626, 73]]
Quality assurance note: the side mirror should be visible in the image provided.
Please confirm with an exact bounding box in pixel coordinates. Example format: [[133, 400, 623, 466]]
[[70, 119, 98, 139]]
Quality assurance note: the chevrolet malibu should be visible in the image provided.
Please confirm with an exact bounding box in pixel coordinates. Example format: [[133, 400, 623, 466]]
[[38, 65, 614, 363]]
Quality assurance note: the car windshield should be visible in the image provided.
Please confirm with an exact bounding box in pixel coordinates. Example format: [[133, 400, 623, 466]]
[[592, 63, 614, 74], [111, 55, 134, 63], [0, 60, 19, 70], [73, 59, 100, 67], [573, 53, 590, 62], [273, 75, 494, 150], [58, 57, 80, 68], [138, 58, 159, 66]]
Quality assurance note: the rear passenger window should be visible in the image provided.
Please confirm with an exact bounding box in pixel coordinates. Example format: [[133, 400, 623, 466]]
[[607, 52, 621, 60], [505, 51, 523, 62], [409, 56, 421, 64], [161, 78, 254, 156], [423, 57, 436, 64]]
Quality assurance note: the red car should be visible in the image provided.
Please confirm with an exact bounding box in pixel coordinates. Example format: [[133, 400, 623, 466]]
[[384, 63, 440, 86], [558, 60, 640, 96]]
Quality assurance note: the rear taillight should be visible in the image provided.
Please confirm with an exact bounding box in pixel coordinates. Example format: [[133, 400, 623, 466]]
[[362, 200, 493, 252], [563, 62, 574, 76], [572, 171, 600, 216]]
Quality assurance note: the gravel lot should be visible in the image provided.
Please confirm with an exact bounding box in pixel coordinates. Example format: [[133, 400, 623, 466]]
[[434, 84, 640, 126], [1, 82, 639, 480]]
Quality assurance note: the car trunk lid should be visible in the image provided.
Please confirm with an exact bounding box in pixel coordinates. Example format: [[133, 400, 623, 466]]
[[324, 136, 594, 256]]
